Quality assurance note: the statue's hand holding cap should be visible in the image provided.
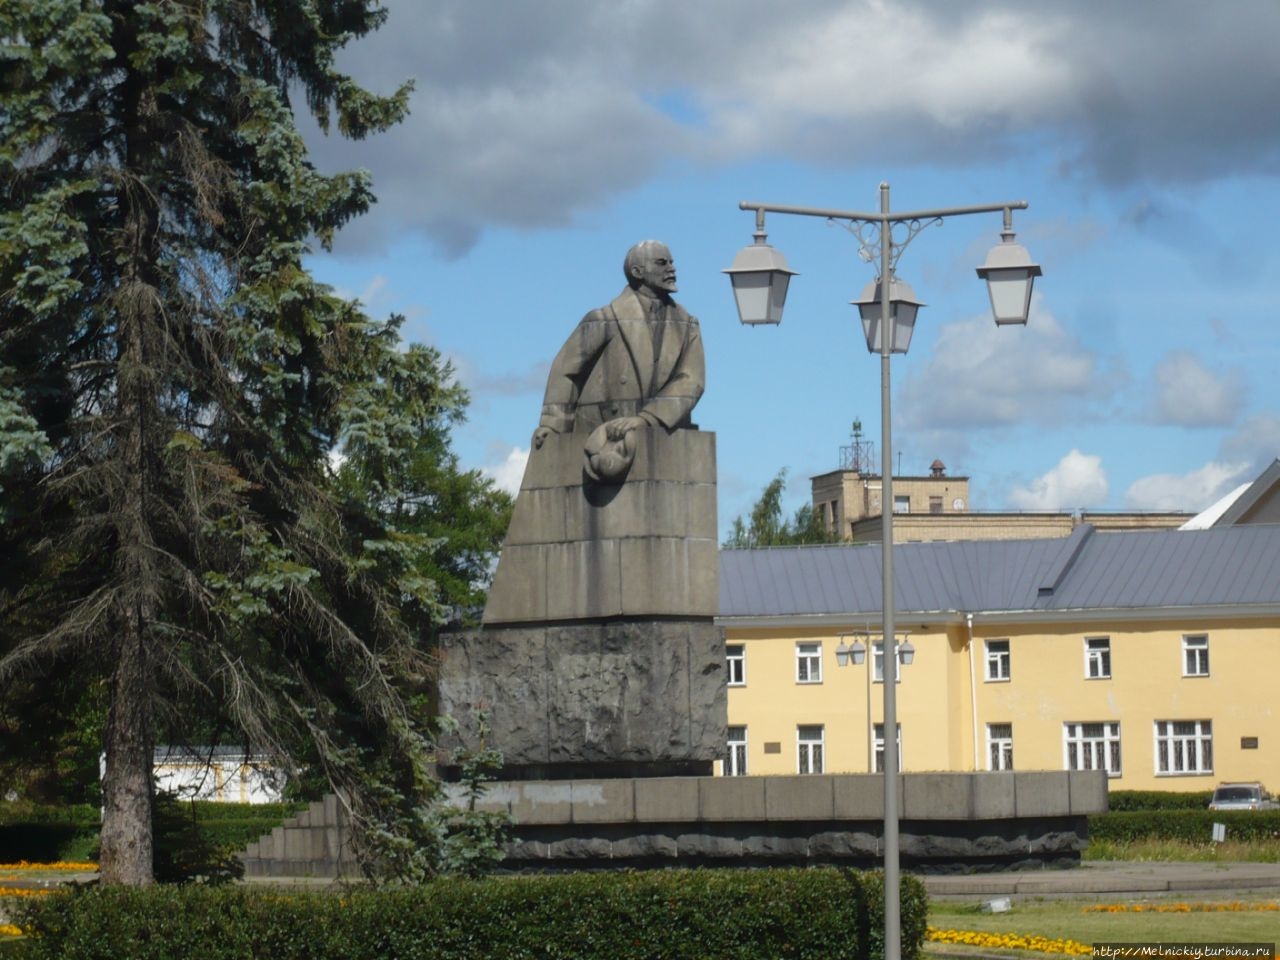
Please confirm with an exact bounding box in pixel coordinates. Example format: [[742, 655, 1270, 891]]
[[584, 419, 639, 484]]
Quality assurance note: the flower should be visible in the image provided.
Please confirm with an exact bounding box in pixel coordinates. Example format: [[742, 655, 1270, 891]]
[[927, 926, 1093, 956]]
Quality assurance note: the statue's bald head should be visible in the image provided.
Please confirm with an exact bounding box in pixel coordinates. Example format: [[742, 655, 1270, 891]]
[[624, 240, 677, 295]]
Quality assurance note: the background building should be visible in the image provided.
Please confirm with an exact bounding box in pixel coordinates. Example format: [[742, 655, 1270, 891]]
[[809, 423, 1192, 543], [719, 464, 1280, 791]]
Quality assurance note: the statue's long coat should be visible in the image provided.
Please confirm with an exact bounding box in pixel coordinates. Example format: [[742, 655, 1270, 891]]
[[539, 286, 705, 434]]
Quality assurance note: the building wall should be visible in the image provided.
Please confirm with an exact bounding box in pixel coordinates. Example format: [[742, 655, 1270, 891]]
[[726, 626, 965, 777], [725, 617, 1279, 791], [153, 757, 284, 804], [813, 470, 1188, 544]]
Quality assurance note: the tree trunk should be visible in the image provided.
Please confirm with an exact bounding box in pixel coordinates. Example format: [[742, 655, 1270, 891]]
[[95, 12, 160, 887], [98, 621, 155, 885]]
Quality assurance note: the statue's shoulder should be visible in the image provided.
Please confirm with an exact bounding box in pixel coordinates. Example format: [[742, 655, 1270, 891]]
[[579, 287, 634, 326]]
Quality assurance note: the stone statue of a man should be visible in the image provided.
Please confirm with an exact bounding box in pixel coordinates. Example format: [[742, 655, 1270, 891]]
[[532, 241, 705, 480]]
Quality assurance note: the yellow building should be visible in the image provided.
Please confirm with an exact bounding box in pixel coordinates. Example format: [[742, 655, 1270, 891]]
[[718, 517, 1280, 792]]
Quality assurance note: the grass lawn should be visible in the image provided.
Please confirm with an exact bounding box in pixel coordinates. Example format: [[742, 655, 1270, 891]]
[[928, 896, 1280, 957], [1086, 838, 1280, 863]]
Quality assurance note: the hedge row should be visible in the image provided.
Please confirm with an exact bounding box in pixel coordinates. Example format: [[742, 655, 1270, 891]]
[[1105, 790, 1214, 812], [1090, 809, 1280, 844], [0, 801, 303, 864], [11, 869, 929, 960]]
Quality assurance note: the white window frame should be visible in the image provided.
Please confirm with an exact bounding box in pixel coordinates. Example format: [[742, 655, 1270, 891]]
[[797, 724, 824, 774], [872, 722, 902, 773], [726, 644, 746, 686], [871, 642, 903, 683], [1084, 637, 1111, 679], [1155, 720, 1213, 776], [893, 494, 911, 514], [795, 642, 822, 684], [985, 639, 1011, 682], [987, 722, 1014, 771], [1182, 635, 1209, 678], [1063, 721, 1122, 777], [726, 726, 748, 777]]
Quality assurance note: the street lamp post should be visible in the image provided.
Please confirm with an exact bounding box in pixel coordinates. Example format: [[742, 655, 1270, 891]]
[[725, 182, 1040, 960]]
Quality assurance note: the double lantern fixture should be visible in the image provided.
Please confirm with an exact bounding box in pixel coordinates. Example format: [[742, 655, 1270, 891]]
[[723, 190, 1042, 349]]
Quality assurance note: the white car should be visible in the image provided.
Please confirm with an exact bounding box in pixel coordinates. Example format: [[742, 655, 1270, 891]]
[[1208, 782, 1278, 811]]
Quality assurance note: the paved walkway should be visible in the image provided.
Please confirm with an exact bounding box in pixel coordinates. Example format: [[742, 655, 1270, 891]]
[[923, 860, 1280, 900]]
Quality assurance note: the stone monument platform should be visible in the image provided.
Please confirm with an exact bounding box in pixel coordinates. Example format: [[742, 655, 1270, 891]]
[[438, 427, 724, 780]]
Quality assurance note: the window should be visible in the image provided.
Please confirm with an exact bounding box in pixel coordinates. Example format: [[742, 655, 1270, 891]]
[[797, 725, 824, 774], [893, 495, 911, 514], [726, 644, 746, 686], [873, 723, 902, 773], [987, 723, 1014, 771], [1084, 637, 1111, 679], [871, 642, 903, 683], [726, 726, 748, 776], [929, 496, 943, 515], [1063, 721, 1122, 777], [795, 642, 822, 683], [985, 639, 1011, 681], [1182, 635, 1209, 677], [1155, 720, 1213, 776]]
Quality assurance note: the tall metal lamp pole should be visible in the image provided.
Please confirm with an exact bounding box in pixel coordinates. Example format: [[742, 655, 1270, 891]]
[[725, 182, 1040, 960]]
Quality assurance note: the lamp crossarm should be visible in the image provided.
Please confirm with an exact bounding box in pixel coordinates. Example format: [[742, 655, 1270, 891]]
[[738, 198, 1029, 279]]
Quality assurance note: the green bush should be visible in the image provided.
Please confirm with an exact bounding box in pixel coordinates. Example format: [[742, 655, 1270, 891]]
[[0, 801, 303, 867], [1106, 790, 1213, 812], [12, 868, 929, 960], [1090, 809, 1280, 844], [0, 803, 99, 862]]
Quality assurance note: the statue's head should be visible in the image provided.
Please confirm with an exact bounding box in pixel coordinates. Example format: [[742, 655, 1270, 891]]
[[624, 240, 677, 296]]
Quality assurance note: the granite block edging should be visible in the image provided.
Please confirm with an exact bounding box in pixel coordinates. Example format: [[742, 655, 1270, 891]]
[[240, 771, 1106, 877]]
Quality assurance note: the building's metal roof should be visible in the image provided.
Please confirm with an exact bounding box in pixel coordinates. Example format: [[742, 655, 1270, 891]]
[[1214, 459, 1280, 526], [719, 523, 1280, 620]]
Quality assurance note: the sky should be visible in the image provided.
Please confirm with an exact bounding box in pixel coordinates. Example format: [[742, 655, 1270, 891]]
[[301, 0, 1280, 537]]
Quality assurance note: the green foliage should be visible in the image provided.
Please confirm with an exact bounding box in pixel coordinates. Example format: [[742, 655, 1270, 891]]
[[0, 1, 498, 884], [1106, 789, 1214, 812], [0, 803, 99, 863], [724, 469, 838, 547], [1090, 809, 1280, 844], [427, 714, 512, 879], [151, 795, 246, 885], [12, 869, 929, 960], [0, 801, 305, 866]]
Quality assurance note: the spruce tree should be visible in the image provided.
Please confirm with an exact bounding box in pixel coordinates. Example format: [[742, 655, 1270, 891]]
[[0, 1, 462, 884]]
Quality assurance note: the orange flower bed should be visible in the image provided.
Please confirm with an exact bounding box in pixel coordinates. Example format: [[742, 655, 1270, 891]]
[[1083, 900, 1280, 913], [927, 925, 1093, 955]]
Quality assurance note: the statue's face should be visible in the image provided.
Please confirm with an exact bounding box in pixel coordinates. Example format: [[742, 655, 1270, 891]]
[[631, 244, 677, 296]]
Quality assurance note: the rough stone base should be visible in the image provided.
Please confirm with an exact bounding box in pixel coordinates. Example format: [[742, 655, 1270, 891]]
[[438, 619, 727, 780]]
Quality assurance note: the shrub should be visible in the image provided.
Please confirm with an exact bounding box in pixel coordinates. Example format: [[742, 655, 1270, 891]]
[[12, 868, 929, 960], [1090, 809, 1280, 844], [0, 800, 303, 869], [1106, 790, 1213, 812], [0, 803, 99, 863]]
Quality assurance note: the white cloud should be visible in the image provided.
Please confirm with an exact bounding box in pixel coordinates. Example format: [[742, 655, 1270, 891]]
[[1149, 351, 1245, 426], [482, 446, 528, 496], [1007, 449, 1108, 510], [306, 0, 1280, 254], [1124, 460, 1253, 512], [898, 299, 1106, 430]]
